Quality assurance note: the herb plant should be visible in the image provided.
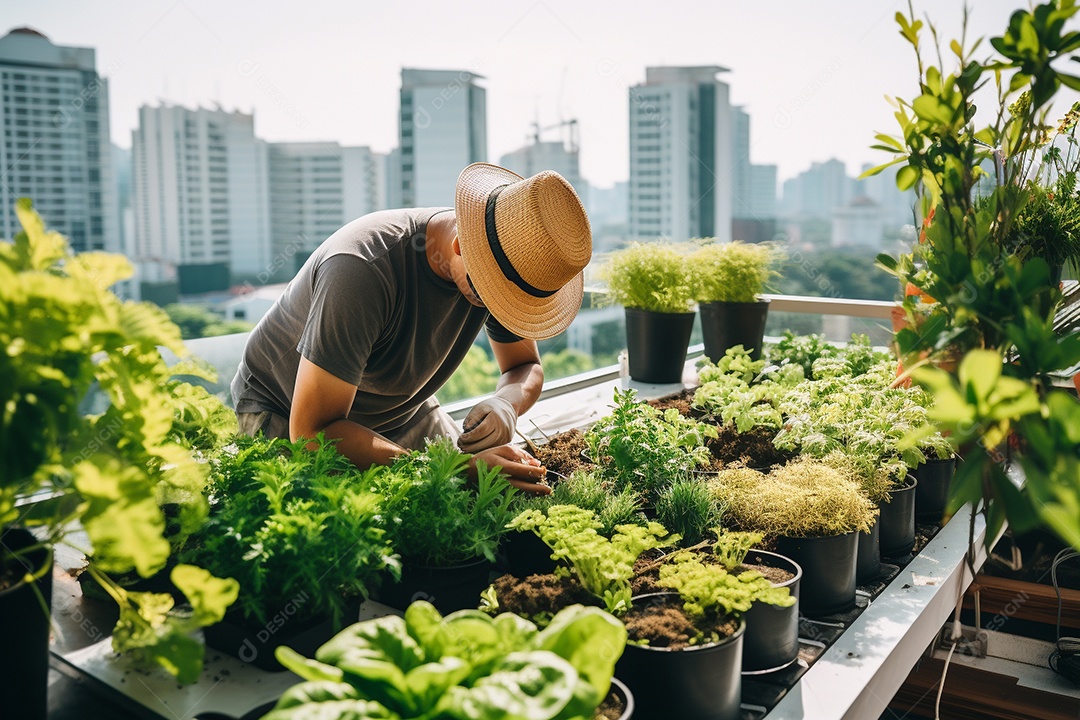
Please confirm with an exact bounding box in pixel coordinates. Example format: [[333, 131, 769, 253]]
[[509, 505, 678, 614], [269, 601, 627, 720], [513, 469, 644, 537], [600, 241, 695, 313], [689, 240, 779, 304], [375, 437, 518, 567], [585, 388, 717, 503], [712, 531, 765, 571], [655, 479, 723, 546], [183, 434, 399, 627], [657, 556, 795, 620], [766, 331, 839, 379]]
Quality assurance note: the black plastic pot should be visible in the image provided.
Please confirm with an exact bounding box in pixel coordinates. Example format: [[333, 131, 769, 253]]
[[610, 676, 635, 720], [699, 299, 771, 362], [374, 557, 493, 614], [617, 592, 744, 720], [775, 531, 858, 617], [857, 519, 882, 584], [914, 457, 956, 523], [204, 598, 357, 672], [879, 475, 918, 559], [741, 549, 801, 674], [624, 307, 696, 384], [498, 529, 556, 578], [0, 528, 53, 718]]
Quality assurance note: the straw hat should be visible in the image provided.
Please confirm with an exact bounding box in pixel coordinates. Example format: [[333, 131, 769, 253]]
[[455, 163, 592, 340]]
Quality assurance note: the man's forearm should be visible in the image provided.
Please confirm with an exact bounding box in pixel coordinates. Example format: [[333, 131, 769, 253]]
[[295, 418, 405, 470], [493, 361, 544, 415]]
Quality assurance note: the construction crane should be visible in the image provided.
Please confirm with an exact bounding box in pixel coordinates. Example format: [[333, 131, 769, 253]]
[[530, 118, 579, 154]]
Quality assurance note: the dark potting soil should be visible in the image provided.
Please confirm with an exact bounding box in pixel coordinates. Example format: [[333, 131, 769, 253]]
[[737, 561, 795, 585], [630, 549, 666, 596], [489, 572, 597, 618], [646, 388, 701, 418], [594, 688, 626, 719], [532, 429, 592, 477], [706, 424, 794, 469], [623, 594, 739, 650]]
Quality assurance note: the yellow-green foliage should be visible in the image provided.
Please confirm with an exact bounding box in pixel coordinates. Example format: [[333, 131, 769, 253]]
[[709, 457, 877, 537], [712, 531, 765, 571], [601, 241, 695, 313], [658, 555, 795, 618], [689, 240, 779, 304]]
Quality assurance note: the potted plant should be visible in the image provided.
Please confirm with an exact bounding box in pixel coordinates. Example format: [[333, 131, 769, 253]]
[[618, 551, 793, 720], [180, 434, 399, 671], [0, 201, 239, 714], [266, 601, 633, 720], [655, 478, 724, 547], [584, 388, 717, 507], [372, 437, 519, 613], [601, 241, 696, 383], [689, 240, 780, 362], [709, 457, 877, 616]]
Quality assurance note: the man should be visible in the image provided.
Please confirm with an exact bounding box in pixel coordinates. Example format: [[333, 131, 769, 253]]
[[231, 163, 592, 493]]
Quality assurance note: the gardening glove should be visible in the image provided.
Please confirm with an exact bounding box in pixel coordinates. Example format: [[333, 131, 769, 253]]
[[458, 396, 518, 453]]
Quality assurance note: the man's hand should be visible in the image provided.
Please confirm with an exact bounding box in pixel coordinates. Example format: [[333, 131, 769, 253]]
[[458, 396, 518, 452], [470, 444, 552, 495]]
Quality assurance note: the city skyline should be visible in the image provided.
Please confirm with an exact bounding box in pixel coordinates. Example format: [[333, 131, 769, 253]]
[[10, 0, 1064, 190]]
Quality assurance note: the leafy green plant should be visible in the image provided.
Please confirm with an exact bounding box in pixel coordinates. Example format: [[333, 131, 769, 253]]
[[585, 388, 717, 504], [0, 200, 236, 683], [657, 555, 795, 619], [655, 479, 723, 546], [509, 505, 678, 614], [689, 240, 780, 304], [269, 601, 627, 720], [600, 241, 695, 313], [710, 457, 877, 537], [375, 437, 518, 567], [766, 331, 839, 379], [514, 469, 644, 537], [712, 531, 764, 571], [183, 434, 398, 627], [867, 2, 1080, 548], [166, 376, 238, 453]]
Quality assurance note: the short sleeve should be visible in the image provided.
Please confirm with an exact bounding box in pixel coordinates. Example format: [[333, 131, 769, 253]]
[[484, 314, 524, 344], [297, 254, 390, 385]]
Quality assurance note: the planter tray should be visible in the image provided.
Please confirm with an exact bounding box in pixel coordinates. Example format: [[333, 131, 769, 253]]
[[49, 599, 403, 720]]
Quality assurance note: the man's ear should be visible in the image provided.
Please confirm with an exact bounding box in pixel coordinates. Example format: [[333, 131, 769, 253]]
[[452, 237, 462, 256]]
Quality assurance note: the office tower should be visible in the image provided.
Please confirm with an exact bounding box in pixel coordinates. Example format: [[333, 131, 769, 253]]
[[399, 68, 486, 207], [0, 28, 117, 253], [628, 66, 733, 243], [499, 119, 585, 200]]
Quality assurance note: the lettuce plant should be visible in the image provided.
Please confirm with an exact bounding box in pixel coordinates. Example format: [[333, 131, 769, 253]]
[[267, 601, 627, 720], [657, 555, 795, 619], [712, 531, 765, 571]]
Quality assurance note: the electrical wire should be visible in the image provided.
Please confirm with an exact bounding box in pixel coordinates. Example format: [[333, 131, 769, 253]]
[[936, 639, 959, 720], [1049, 548, 1080, 685]]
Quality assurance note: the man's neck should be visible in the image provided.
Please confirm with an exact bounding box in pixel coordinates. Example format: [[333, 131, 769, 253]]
[[425, 212, 455, 281]]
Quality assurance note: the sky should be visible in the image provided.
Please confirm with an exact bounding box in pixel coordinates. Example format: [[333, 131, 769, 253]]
[[10, 0, 1079, 188]]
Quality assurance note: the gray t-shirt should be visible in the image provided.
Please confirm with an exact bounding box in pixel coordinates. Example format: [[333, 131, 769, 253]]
[[231, 208, 521, 434]]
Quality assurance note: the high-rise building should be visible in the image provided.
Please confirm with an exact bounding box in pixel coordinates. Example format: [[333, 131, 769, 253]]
[[832, 195, 886, 249], [731, 106, 752, 219], [266, 141, 385, 281], [499, 120, 585, 201], [0, 28, 117, 253], [858, 162, 918, 229], [131, 104, 271, 289], [398, 68, 486, 207], [628, 66, 733, 243], [748, 164, 778, 219], [780, 159, 854, 219]]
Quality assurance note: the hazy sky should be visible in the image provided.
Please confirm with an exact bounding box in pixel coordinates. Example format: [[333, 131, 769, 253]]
[[11, 0, 1079, 187]]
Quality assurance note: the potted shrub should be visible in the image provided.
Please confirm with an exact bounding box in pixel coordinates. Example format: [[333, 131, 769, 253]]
[[601, 241, 696, 383], [180, 434, 399, 671], [0, 201, 238, 714], [584, 388, 717, 507], [689, 240, 780, 362], [372, 437, 519, 613], [267, 601, 633, 720], [709, 458, 877, 616], [618, 552, 793, 720]]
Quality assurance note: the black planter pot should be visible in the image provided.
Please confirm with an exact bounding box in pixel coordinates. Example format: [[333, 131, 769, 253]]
[[914, 457, 956, 523], [699, 299, 771, 362], [775, 531, 858, 617], [374, 557, 493, 614], [204, 596, 358, 672], [610, 676, 635, 720], [857, 519, 882, 584], [741, 549, 801, 674], [879, 475, 918, 559], [498, 530, 556, 578], [0, 528, 53, 718], [617, 592, 744, 720], [624, 307, 696, 384]]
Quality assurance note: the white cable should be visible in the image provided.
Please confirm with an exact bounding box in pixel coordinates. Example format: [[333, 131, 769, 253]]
[[936, 639, 958, 720]]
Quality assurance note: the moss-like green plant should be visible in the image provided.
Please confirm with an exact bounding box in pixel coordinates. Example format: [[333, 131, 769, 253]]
[[601, 241, 695, 313], [657, 555, 795, 619], [712, 531, 765, 571], [689, 240, 779, 304], [509, 505, 678, 614], [709, 457, 877, 537], [655, 479, 723, 546], [514, 469, 645, 537]]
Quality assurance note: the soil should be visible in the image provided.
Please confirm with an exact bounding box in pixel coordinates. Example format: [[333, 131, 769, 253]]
[[623, 594, 740, 650], [737, 561, 795, 585], [630, 549, 666, 596], [531, 428, 593, 477], [646, 389, 702, 418], [594, 688, 626, 719], [488, 572, 597, 618], [706, 424, 794, 469]]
